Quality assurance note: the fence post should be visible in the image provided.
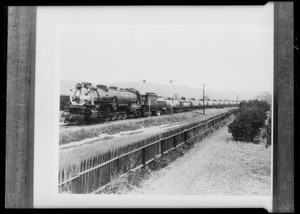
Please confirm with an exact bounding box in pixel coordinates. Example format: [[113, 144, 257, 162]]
[[158, 140, 161, 155], [116, 158, 121, 175], [142, 147, 146, 168], [184, 131, 187, 143], [160, 140, 164, 155], [173, 136, 176, 148]]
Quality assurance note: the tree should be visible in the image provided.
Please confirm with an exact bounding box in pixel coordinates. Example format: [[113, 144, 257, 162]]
[[255, 92, 272, 106], [262, 111, 272, 148], [228, 100, 270, 142], [60, 95, 71, 111]]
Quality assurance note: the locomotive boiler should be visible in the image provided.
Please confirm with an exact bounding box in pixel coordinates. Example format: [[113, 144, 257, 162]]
[[65, 82, 142, 123]]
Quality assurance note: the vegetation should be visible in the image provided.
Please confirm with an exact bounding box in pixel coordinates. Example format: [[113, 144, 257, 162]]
[[228, 100, 271, 143], [262, 111, 272, 148], [255, 91, 272, 106], [60, 95, 70, 111], [59, 107, 236, 145]]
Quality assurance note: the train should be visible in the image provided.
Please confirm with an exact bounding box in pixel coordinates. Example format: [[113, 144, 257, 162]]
[[63, 82, 239, 124]]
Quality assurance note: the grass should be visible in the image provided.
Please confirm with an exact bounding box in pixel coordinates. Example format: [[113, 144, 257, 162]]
[[59, 131, 160, 171], [60, 121, 141, 146], [59, 107, 237, 145]]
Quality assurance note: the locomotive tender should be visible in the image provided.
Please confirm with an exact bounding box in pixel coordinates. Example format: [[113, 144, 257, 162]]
[[64, 82, 238, 124]]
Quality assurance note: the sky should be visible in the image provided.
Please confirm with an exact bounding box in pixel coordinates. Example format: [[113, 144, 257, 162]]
[[56, 4, 273, 93]]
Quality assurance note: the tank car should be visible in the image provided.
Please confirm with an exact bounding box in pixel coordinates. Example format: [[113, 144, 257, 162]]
[[179, 100, 191, 107], [165, 99, 181, 114], [165, 100, 173, 108], [172, 100, 180, 107], [199, 99, 204, 106], [207, 99, 213, 106], [212, 99, 218, 106], [223, 100, 229, 106], [179, 100, 191, 112], [191, 100, 200, 107]]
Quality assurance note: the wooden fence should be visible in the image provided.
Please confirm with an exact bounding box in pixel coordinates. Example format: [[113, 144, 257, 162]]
[[58, 109, 238, 194]]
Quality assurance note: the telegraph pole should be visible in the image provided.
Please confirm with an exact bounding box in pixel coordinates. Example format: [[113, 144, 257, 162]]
[[140, 79, 146, 93], [198, 83, 208, 115], [236, 93, 239, 105], [170, 79, 176, 101], [148, 98, 151, 118], [203, 84, 205, 115]]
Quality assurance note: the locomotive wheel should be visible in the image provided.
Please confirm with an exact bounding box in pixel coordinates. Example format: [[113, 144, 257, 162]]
[[117, 113, 123, 120], [134, 110, 141, 118], [111, 113, 118, 121]]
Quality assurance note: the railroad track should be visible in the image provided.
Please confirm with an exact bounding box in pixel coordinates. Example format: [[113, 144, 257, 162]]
[[59, 115, 142, 129], [59, 107, 234, 130]]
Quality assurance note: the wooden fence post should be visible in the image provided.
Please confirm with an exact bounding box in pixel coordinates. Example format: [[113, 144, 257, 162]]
[[158, 140, 162, 155], [142, 148, 146, 168], [160, 140, 164, 155], [116, 158, 121, 175]]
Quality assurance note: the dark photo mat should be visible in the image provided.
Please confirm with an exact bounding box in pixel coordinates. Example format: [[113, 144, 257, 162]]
[[4, 2, 294, 212]]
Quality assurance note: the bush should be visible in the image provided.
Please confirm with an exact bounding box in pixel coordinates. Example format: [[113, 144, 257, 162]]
[[228, 100, 270, 142], [262, 111, 272, 148], [60, 95, 71, 111]]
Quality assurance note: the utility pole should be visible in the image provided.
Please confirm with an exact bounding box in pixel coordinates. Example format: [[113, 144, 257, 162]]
[[140, 79, 146, 93], [236, 93, 239, 105], [148, 97, 151, 118], [203, 83, 205, 115], [170, 79, 176, 101], [198, 83, 208, 115]]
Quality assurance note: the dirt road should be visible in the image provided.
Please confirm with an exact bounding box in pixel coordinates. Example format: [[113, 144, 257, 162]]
[[129, 122, 271, 196]]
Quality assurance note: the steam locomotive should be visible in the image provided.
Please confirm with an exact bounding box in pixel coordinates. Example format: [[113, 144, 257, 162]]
[[63, 82, 239, 124]]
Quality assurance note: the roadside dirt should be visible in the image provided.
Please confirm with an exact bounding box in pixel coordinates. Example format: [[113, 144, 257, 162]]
[[127, 121, 271, 196]]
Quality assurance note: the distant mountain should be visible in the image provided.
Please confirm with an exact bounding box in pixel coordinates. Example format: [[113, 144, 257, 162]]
[[60, 80, 79, 96], [60, 80, 266, 101]]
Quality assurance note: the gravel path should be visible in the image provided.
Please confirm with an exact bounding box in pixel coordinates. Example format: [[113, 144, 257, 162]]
[[129, 122, 271, 196]]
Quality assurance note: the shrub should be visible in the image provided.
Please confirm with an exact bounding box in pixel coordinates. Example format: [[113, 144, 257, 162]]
[[60, 95, 70, 111], [228, 100, 270, 142], [262, 111, 272, 148]]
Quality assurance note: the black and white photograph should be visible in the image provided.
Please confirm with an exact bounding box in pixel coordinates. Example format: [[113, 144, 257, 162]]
[[5, 2, 294, 211], [45, 3, 274, 203]]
